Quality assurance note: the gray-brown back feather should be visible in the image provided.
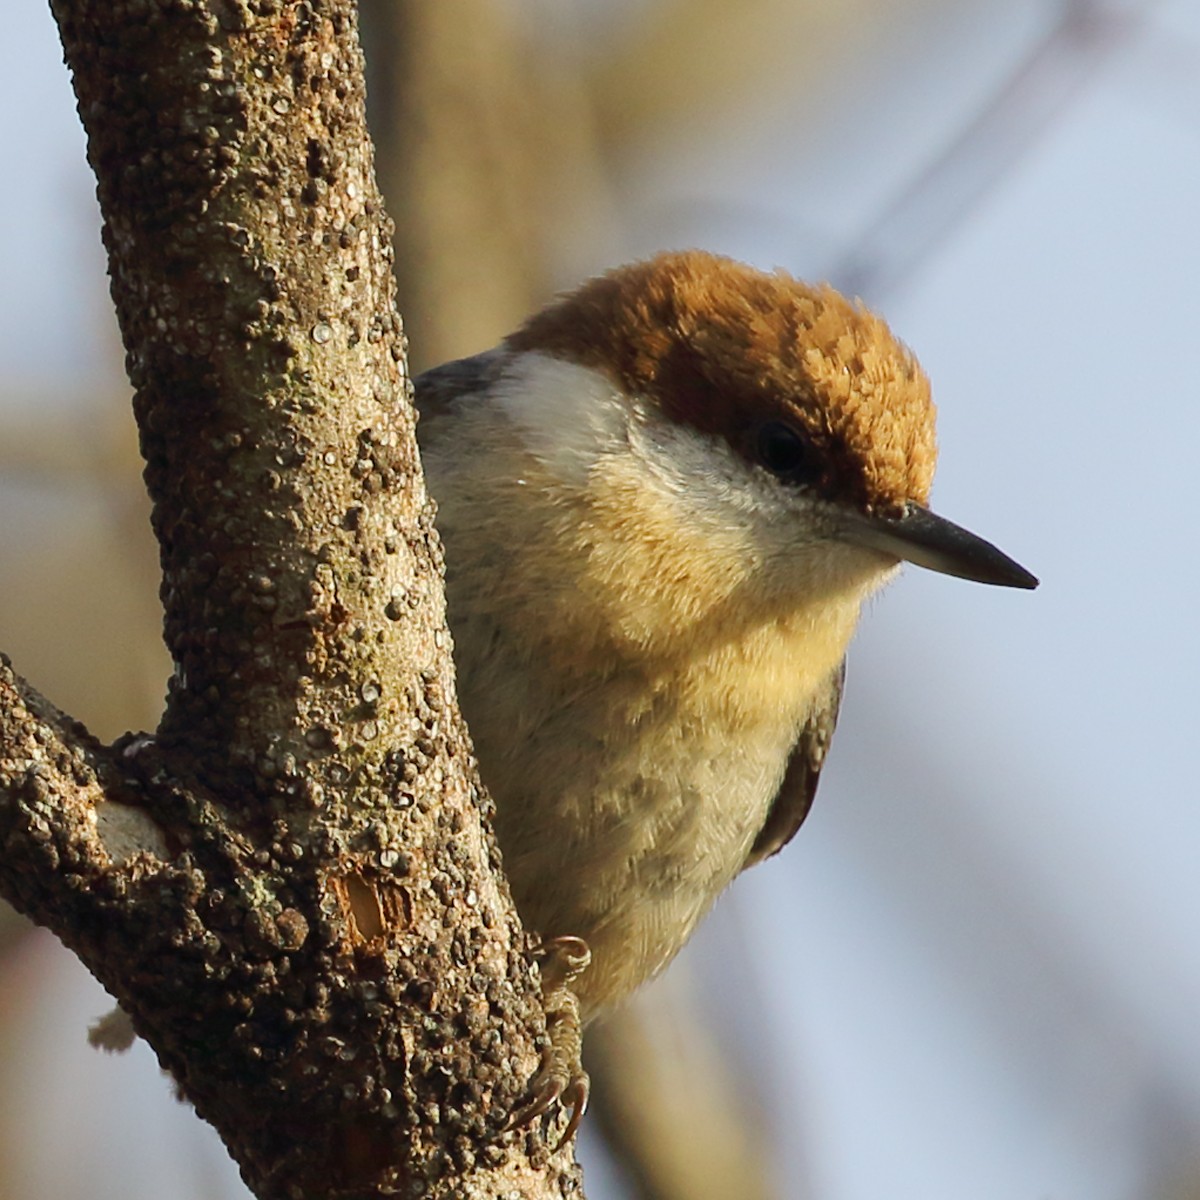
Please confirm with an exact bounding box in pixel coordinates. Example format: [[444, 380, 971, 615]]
[[413, 350, 506, 418]]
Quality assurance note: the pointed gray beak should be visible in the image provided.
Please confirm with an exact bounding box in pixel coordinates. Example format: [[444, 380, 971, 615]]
[[843, 502, 1039, 589]]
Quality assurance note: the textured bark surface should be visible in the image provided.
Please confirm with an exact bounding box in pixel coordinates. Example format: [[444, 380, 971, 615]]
[[0, 2, 581, 1196]]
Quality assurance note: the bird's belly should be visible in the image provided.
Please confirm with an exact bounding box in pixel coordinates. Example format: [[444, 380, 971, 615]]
[[484, 700, 794, 1018], [447, 581, 856, 1019]]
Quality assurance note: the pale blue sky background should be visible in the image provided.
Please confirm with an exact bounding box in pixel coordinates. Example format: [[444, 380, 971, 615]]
[[2, 2, 1198, 1198]]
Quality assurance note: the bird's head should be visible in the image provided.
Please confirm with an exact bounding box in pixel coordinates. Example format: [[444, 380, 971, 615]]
[[500, 250, 1036, 613]]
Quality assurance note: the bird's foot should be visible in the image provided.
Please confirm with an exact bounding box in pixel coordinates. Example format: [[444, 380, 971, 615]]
[[505, 935, 592, 1150]]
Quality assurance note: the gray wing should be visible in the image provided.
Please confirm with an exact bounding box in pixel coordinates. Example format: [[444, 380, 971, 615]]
[[744, 660, 846, 870], [413, 349, 506, 417]]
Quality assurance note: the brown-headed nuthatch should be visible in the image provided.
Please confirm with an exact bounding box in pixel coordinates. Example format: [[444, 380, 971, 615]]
[[415, 250, 1037, 1137]]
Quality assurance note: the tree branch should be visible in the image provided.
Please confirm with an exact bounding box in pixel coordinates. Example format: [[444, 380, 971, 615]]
[[0, 2, 580, 1195]]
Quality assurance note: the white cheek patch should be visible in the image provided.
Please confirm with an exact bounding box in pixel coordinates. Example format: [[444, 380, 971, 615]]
[[494, 349, 787, 520], [491, 352, 629, 484], [492, 349, 865, 582], [621, 404, 893, 608], [488, 347, 889, 611], [626, 407, 782, 523], [622, 401, 844, 567]]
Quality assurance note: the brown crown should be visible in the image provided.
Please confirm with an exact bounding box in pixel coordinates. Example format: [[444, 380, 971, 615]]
[[507, 250, 938, 514]]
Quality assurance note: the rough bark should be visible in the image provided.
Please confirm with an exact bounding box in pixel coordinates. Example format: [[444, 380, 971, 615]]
[[0, 2, 581, 1196]]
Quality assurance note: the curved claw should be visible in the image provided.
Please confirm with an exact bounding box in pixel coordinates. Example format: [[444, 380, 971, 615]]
[[503, 1064, 590, 1151], [504, 1074, 564, 1132], [553, 1073, 590, 1151], [501, 934, 593, 1150]]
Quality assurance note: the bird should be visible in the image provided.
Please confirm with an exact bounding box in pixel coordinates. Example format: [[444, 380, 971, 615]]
[[413, 249, 1037, 1134]]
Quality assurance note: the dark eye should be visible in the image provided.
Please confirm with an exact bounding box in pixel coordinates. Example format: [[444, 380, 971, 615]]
[[755, 421, 817, 483]]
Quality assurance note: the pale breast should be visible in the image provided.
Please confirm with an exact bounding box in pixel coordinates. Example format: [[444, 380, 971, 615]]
[[452, 601, 855, 1016]]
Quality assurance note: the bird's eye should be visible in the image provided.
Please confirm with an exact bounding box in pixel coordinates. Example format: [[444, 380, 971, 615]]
[[755, 421, 817, 483]]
